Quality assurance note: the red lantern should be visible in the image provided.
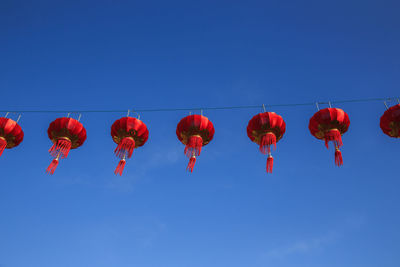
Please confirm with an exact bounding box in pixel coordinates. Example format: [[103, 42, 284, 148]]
[[380, 104, 400, 138], [309, 108, 350, 166], [111, 117, 149, 175], [46, 117, 87, 174], [0, 117, 24, 157], [247, 112, 286, 173], [176, 114, 215, 172]]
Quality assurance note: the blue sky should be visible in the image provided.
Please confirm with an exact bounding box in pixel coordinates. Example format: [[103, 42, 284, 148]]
[[0, 0, 399, 266]]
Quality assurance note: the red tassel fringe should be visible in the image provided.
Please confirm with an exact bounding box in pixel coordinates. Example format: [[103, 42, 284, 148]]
[[46, 158, 59, 175], [0, 138, 6, 157], [49, 138, 72, 159], [46, 138, 71, 175], [266, 154, 273, 173], [115, 159, 126, 175], [260, 132, 276, 155], [184, 135, 203, 158], [324, 129, 342, 149], [335, 148, 343, 167], [115, 137, 135, 159], [187, 156, 196, 172]]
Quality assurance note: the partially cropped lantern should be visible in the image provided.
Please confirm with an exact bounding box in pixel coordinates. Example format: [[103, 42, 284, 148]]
[[380, 104, 400, 138], [247, 112, 286, 173], [111, 117, 149, 175], [309, 108, 350, 166], [46, 117, 87, 174], [0, 117, 24, 157], [176, 114, 215, 172]]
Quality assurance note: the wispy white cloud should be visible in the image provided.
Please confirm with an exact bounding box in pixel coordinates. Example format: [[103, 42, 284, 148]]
[[262, 231, 339, 259], [261, 214, 366, 260]]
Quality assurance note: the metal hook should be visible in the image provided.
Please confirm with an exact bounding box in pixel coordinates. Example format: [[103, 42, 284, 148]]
[[66, 112, 82, 121], [127, 109, 131, 117], [130, 110, 140, 120], [315, 102, 320, 111], [4, 112, 21, 122], [262, 104, 266, 113], [328, 101, 332, 108], [383, 101, 389, 110]]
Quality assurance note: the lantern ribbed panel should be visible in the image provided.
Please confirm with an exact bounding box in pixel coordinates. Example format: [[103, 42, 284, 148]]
[[380, 104, 400, 138], [247, 112, 286, 173], [111, 117, 149, 176], [0, 117, 24, 150], [46, 117, 87, 174], [176, 114, 215, 172], [309, 108, 350, 166]]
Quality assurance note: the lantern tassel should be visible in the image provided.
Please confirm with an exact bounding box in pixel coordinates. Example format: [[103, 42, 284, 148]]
[[185, 135, 203, 158], [115, 137, 135, 159], [46, 158, 59, 175], [335, 147, 343, 166], [0, 138, 6, 157], [187, 155, 196, 172], [266, 153, 273, 173], [260, 132, 276, 154], [324, 129, 343, 149], [115, 158, 126, 176], [49, 138, 72, 159]]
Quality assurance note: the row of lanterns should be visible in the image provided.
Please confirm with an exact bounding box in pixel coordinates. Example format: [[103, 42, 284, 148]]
[[0, 104, 399, 175]]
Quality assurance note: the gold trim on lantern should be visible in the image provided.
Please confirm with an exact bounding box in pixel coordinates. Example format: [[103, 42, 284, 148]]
[[0, 133, 17, 148], [251, 128, 283, 145], [315, 122, 348, 140], [179, 134, 208, 146], [112, 128, 145, 148], [389, 121, 400, 137], [50, 129, 81, 149]]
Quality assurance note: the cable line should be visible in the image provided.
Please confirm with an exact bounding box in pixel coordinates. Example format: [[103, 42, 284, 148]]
[[0, 96, 398, 114]]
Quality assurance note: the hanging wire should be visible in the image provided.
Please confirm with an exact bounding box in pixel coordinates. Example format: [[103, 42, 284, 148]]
[[135, 112, 141, 120], [66, 112, 82, 121], [129, 109, 140, 120], [0, 97, 398, 114], [4, 112, 22, 122], [383, 101, 389, 110]]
